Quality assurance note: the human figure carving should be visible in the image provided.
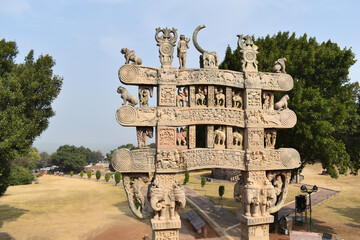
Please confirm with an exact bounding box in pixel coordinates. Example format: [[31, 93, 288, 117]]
[[214, 126, 226, 145], [137, 127, 153, 148], [215, 87, 225, 107], [176, 87, 188, 107], [273, 58, 286, 73], [176, 128, 187, 146], [263, 92, 274, 110], [195, 87, 207, 106], [274, 94, 289, 110], [232, 90, 243, 108], [177, 35, 190, 69], [121, 48, 142, 65], [117, 86, 138, 106], [138, 86, 153, 107]]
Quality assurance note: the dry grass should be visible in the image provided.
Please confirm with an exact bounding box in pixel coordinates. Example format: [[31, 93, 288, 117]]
[[0, 175, 148, 240]]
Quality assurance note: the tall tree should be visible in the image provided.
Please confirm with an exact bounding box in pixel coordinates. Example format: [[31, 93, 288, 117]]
[[220, 32, 359, 178], [0, 39, 63, 195], [50, 145, 89, 172]]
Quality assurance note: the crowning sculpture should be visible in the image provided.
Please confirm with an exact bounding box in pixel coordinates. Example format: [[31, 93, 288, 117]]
[[112, 25, 301, 240]]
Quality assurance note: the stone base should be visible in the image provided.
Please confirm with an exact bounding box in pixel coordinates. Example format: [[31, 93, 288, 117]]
[[152, 229, 179, 240], [151, 218, 181, 230], [239, 215, 273, 240]]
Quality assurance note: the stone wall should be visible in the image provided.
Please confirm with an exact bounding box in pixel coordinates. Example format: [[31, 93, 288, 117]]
[[211, 168, 242, 182]]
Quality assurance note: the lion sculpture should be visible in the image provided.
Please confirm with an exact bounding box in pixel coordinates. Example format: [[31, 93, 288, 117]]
[[117, 86, 138, 107], [274, 94, 289, 110], [273, 58, 286, 73], [121, 48, 142, 65]]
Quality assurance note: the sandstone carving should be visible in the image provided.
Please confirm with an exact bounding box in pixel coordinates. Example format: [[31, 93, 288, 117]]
[[155, 27, 178, 67], [139, 86, 153, 107], [195, 86, 207, 106], [176, 127, 187, 147], [273, 58, 286, 73], [264, 129, 276, 149], [121, 48, 142, 65], [193, 25, 219, 68], [233, 89, 243, 109], [214, 126, 226, 148], [215, 87, 225, 107], [176, 87, 188, 107], [137, 127, 153, 148], [274, 94, 289, 110], [177, 35, 190, 69], [117, 86, 138, 106], [237, 35, 258, 72], [262, 92, 274, 110], [233, 128, 244, 149]]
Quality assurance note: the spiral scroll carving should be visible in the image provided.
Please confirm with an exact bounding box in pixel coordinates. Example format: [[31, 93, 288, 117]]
[[116, 106, 137, 124], [119, 64, 138, 83], [111, 148, 134, 172], [280, 110, 297, 128]]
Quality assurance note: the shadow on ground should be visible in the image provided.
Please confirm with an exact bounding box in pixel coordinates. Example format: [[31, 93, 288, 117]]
[[326, 206, 360, 228], [0, 204, 28, 228]]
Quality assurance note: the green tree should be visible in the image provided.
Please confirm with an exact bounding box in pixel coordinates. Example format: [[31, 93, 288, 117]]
[[114, 171, 121, 186], [50, 145, 90, 172], [87, 171, 92, 180], [105, 173, 110, 182], [96, 170, 101, 181], [219, 185, 225, 203], [0, 39, 63, 195], [80, 171, 84, 178], [8, 164, 34, 186], [220, 32, 360, 178], [13, 147, 41, 170], [184, 171, 190, 185], [70, 171, 74, 177], [37, 152, 49, 169]]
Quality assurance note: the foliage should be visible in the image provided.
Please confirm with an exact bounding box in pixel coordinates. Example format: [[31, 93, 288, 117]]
[[220, 32, 360, 178], [184, 171, 190, 184], [114, 171, 121, 186], [8, 165, 34, 186], [95, 170, 101, 181], [218, 185, 225, 199], [201, 177, 206, 188], [0, 38, 63, 195], [80, 171, 84, 178], [70, 171, 74, 177], [13, 147, 41, 170], [37, 152, 50, 169], [87, 171, 92, 179], [105, 173, 110, 182], [49, 145, 103, 172]]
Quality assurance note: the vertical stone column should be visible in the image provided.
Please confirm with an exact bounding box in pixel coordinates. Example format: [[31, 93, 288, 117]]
[[226, 87, 232, 108], [189, 86, 196, 107], [206, 125, 214, 148], [207, 85, 215, 107], [189, 125, 196, 149], [226, 126, 233, 149]]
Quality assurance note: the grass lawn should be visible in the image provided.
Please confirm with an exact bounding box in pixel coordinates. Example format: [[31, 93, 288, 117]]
[[0, 175, 151, 240]]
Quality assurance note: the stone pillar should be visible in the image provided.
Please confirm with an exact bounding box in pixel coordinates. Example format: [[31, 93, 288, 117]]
[[189, 125, 196, 149], [207, 85, 215, 107], [206, 125, 214, 148]]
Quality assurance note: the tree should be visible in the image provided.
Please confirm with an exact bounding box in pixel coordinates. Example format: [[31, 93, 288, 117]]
[[114, 171, 121, 186], [105, 173, 110, 182], [37, 152, 50, 169], [201, 177, 206, 195], [96, 170, 101, 181], [219, 185, 225, 204], [70, 171, 74, 177], [184, 171, 190, 185], [220, 32, 360, 178], [8, 164, 34, 186], [80, 171, 84, 178], [0, 39, 63, 195], [13, 147, 41, 170], [87, 171, 92, 180], [49, 145, 90, 172]]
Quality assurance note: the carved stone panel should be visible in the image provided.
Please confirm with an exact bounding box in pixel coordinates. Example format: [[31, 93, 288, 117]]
[[207, 86, 215, 107], [206, 125, 214, 148], [245, 128, 264, 150], [214, 126, 226, 149], [226, 126, 233, 149], [189, 126, 196, 149], [157, 126, 177, 149], [159, 85, 176, 106], [233, 127, 244, 150], [226, 87, 232, 108], [245, 89, 262, 109], [189, 86, 196, 107]]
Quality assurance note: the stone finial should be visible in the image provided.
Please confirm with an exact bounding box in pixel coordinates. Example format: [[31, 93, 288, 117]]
[[121, 48, 142, 65], [193, 25, 219, 68], [273, 58, 287, 73], [177, 35, 190, 69], [155, 27, 178, 67], [237, 34, 259, 72]]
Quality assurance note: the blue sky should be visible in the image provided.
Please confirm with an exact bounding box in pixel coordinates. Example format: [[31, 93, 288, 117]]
[[1, 0, 359, 154]]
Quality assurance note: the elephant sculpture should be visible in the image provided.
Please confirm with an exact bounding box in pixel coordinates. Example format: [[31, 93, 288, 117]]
[[242, 182, 260, 217], [214, 127, 226, 145]]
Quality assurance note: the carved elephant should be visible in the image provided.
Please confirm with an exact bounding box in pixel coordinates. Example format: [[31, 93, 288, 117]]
[[149, 187, 166, 220], [173, 187, 186, 219], [243, 185, 260, 217]]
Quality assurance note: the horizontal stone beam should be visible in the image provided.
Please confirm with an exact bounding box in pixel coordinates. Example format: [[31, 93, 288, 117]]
[[118, 65, 293, 91], [111, 148, 301, 173], [116, 106, 297, 129]]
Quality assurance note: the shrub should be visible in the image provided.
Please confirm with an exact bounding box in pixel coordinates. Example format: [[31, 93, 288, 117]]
[[87, 171, 92, 179], [105, 173, 110, 182], [80, 171, 84, 178], [8, 165, 34, 186], [70, 171, 74, 177], [201, 177, 206, 188], [114, 171, 121, 186], [36, 172, 43, 178], [219, 185, 225, 199], [184, 171, 189, 184], [96, 170, 101, 181]]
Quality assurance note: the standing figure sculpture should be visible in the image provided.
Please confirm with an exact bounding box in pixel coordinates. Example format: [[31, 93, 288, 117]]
[[177, 35, 190, 69]]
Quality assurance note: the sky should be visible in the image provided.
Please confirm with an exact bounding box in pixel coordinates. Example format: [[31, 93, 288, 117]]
[[1, 0, 359, 155]]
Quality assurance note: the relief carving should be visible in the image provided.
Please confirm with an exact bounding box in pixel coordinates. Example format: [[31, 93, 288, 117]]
[[137, 127, 153, 148], [155, 27, 178, 67], [176, 87, 188, 107], [247, 128, 264, 149], [262, 92, 274, 110], [139, 86, 153, 107], [195, 86, 207, 106], [246, 89, 262, 108], [176, 127, 188, 147], [264, 129, 276, 149], [233, 128, 244, 150], [215, 87, 225, 107], [237, 35, 258, 72], [117, 86, 138, 107], [274, 94, 289, 110], [233, 89, 243, 109], [214, 126, 226, 148], [157, 127, 176, 148], [159, 85, 176, 106]]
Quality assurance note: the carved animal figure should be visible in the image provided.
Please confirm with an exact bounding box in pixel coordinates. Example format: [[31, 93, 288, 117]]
[[232, 91, 243, 108], [243, 181, 260, 217], [195, 87, 207, 106], [273, 58, 286, 73], [176, 128, 187, 146], [215, 88, 225, 107], [233, 131, 243, 149], [214, 127, 226, 145], [176, 87, 188, 107], [117, 86, 138, 106], [121, 48, 142, 65], [274, 94, 289, 110]]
